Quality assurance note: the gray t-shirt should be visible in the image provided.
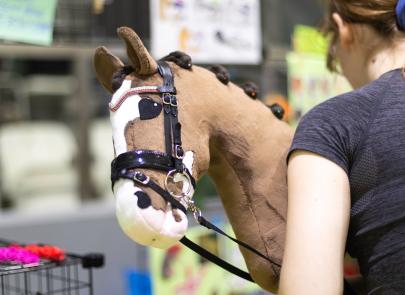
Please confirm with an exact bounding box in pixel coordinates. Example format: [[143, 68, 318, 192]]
[[288, 68, 405, 294]]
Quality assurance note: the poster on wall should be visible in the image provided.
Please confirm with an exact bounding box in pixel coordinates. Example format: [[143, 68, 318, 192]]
[[287, 52, 352, 126], [287, 26, 352, 126], [150, 223, 261, 295], [0, 0, 58, 45], [151, 0, 262, 64]]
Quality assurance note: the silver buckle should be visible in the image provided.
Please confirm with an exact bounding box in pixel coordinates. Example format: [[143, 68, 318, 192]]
[[133, 171, 150, 185], [163, 93, 171, 105], [170, 96, 178, 107], [187, 199, 202, 222], [175, 145, 184, 159]]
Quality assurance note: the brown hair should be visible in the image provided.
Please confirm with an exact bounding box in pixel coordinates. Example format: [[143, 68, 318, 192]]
[[323, 0, 400, 71]]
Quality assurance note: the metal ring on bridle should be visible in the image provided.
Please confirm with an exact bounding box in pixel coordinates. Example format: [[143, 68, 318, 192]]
[[164, 169, 192, 200]]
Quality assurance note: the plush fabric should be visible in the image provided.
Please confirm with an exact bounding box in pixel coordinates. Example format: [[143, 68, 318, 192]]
[[93, 27, 293, 293], [117, 27, 158, 76]]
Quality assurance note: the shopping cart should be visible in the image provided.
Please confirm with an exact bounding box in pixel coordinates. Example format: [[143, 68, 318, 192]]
[[0, 239, 104, 295]]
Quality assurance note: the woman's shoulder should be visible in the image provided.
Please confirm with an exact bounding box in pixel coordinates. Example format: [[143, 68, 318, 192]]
[[289, 71, 397, 172], [289, 76, 390, 172], [302, 70, 393, 126], [300, 90, 371, 130]]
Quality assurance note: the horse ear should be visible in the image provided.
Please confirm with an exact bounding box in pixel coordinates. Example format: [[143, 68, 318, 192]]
[[93, 46, 124, 93], [117, 27, 158, 76]]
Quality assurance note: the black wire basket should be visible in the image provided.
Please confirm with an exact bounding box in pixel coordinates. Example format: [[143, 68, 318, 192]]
[[0, 239, 104, 295]]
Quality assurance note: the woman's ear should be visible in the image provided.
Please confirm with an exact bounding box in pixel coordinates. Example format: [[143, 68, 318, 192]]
[[332, 12, 354, 50]]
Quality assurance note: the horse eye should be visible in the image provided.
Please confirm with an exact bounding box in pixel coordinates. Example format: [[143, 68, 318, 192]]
[[139, 97, 162, 120]]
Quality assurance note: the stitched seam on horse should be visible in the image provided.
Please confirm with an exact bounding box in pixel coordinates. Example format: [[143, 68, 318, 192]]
[[222, 154, 276, 274]]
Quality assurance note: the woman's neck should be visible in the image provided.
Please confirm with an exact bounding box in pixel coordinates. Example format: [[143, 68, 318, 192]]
[[366, 37, 405, 82]]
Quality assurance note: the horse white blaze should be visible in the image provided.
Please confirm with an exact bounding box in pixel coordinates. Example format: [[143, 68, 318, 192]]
[[110, 80, 194, 249]]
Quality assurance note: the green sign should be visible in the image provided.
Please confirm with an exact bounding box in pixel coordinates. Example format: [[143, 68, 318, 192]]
[[286, 25, 353, 127], [0, 0, 58, 46], [287, 51, 351, 127], [292, 25, 330, 55], [150, 224, 261, 295]]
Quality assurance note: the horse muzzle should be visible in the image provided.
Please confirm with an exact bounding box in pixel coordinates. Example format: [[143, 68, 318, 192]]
[[113, 178, 190, 249]]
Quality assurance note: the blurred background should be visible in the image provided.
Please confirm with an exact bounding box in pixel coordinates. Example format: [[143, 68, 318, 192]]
[[0, 0, 355, 294]]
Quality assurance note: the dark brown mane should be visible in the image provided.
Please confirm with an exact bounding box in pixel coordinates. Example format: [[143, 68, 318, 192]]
[[208, 65, 230, 85], [161, 51, 192, 69], [112, 65, 134, 92], [109, 50, 284, 120]]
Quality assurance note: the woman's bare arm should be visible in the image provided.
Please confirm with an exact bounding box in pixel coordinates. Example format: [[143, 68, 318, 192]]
[[279, 150, 350, 295]]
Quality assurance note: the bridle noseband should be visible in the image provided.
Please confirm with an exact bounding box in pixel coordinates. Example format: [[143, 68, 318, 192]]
[[110, 61, 281, 283]]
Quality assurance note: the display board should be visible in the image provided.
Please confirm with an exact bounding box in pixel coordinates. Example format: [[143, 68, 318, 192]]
[[151, 0, 262, 64], [287, 26, 352, 126], [287, 52, 352, 125], [150, 223, 262, 295], [0, 0, 58, 45]]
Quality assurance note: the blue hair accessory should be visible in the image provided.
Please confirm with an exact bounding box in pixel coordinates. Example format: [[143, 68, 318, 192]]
[[396, 0, 405, 31]]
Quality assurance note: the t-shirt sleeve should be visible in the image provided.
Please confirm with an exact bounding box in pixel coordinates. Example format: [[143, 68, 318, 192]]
[[288, 96, 360, 175]]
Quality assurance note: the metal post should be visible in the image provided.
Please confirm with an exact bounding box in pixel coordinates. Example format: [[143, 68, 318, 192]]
[[88, 269, 93, 295], [73, 53, 97, 201]]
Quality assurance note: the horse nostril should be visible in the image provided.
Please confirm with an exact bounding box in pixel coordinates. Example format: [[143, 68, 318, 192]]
[[135, 191, 151, 209], [172, 209, 182, 222]]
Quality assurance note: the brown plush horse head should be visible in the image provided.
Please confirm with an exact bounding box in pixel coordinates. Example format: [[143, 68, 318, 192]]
[[93, 27, 292, 292]]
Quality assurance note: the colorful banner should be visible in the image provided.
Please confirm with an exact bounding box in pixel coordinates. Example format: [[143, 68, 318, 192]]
[[151, 0, 262, 64], [150, 223, 263, 295], [287, 26, 352, 125], [0, 0, 58, 46]]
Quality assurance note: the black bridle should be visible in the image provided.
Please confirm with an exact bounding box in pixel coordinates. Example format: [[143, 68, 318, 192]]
[[110, 61, 282, 283]]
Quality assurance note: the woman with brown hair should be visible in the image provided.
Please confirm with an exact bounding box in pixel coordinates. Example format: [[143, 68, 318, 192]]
[[279, 0, 405, 294]]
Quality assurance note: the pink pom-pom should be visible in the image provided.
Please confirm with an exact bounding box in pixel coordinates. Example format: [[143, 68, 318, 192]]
[[0, 246, 40, 264]]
